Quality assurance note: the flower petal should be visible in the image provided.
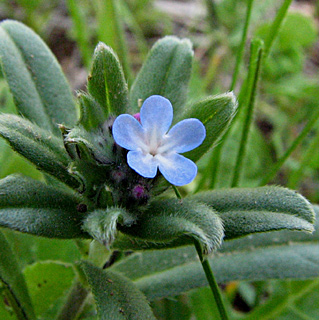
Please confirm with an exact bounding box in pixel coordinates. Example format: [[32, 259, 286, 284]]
[[112, 114, 146, 151], [127, 150, 159, 178], [140, 95, 173, 139], [161, 118, 206, 153], [157, 153, 197, 186]]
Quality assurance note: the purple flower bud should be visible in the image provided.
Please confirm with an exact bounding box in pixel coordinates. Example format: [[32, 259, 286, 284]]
[[133, 113, 141, 123], [132, 184, 147, 200]]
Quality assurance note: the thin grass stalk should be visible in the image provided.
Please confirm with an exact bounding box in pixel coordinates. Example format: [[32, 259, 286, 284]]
[[209, 0, 293, 189], [259, 110, 319, 186], [288, 128, 319, 189], [66, 0, 92, 68], [263, 0, 294, 57], [230, 0, 254, 91], [118, 0, 148, 59], [231, 39, 263, 187], [94, 0, 132, 83]]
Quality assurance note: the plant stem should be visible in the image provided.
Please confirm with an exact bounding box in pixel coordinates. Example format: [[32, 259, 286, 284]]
[[194, 240, 229, 320], [172, 185, 182, 200], [230, 0, 254, 91], [231, 39, 264, 187], [172, 185, 229, 319], [264, 0, 293, 57]]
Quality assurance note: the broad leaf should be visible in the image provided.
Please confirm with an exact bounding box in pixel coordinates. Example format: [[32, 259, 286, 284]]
[[0, 114, 79, 189], [0, 175, 88, 238], [81, 261, 156, 320], [24, 261, 75, 317], [111, 206, 319, 301], [0, 230, 36, 319], [191, 186, 315, 239], [0, 20, 77, 136], [119, 199, 224, 254], [130, 36, 193, 116], [242, 279, 319, 320], [183, 92, 238, 162], [87, 42, 129, 120]]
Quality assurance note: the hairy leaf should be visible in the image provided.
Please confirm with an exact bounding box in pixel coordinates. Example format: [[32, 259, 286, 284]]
[[119, 199, 224, 254], [87, 42, 129, 120], [111, 206, 319, 300], [78, 93, 108, 131], [0, 114, 79, 189], [0, 20, 77, 135], [191, 186, 315, 239], [82, 207, 136, 247], [183, 92, 238, 162], [0, 175, 88, 238], [130, 36, 193, 116], [81, 261, 156, 320], [0, 230, 36, 319]]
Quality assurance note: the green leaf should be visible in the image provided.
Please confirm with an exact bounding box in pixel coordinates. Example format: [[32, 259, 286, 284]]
[[0, 114, 79, 189], [87, 42, 129, 119], [82, 207, 136, 247], [243, 279, 319, 320], [23, 261, 75, 317], [65, 124, 113, 165], [129, 36, 193, 116], [119, 199, 224, 254], [81, 261, 156, 320], [110, 206, 319, 301], [77, 93, 108, 131], [183, 92, 238, 162], [0, 20, 77, 136], [0, 175, 88, 238], [191, 186, 315, 239], [0, 230, 36, 320]]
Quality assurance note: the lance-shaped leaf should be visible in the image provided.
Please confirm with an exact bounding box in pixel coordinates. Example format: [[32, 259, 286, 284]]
[[87, 42, 129, 120], [130, 36, 193, 116], [0, 114, 80, 189], [0, 175, 88, 238], [191, 186, 315, 239], [81, 261, 156, 320], [78, 92, 109, 131], [0, 230, 36, 320], [0, 20, 77, 136], [82, 207, 136, 247], [110, 206, 319, 301], [65, 125, 114, 165], [119, 199, 224, 254], [183, 92, 238, 162]]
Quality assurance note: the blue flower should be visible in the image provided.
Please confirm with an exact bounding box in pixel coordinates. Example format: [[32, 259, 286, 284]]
[[112, 95, 206, 186]]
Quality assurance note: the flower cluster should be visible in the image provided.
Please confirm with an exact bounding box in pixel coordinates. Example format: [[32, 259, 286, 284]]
[[112, 95, 206, 186]]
